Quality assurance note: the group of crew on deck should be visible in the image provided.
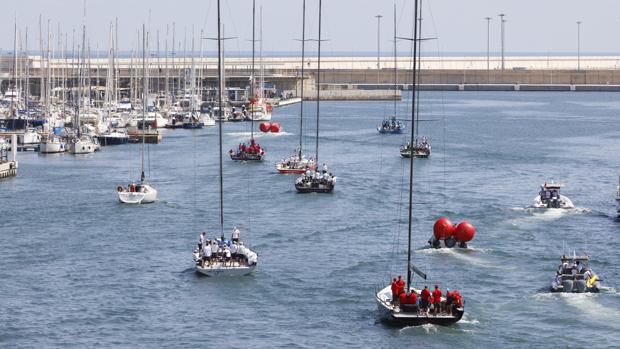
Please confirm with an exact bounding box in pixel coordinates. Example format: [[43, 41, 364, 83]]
[[380, 117, 402, 131], [390, 275, 463, 316], [403, 136, 430, 151], [281, 152, 315, 170], [296, 164, 335, 186], [193, 227, 257, 267], [121, 181, 144, 193], [231, 138, 265, 157]]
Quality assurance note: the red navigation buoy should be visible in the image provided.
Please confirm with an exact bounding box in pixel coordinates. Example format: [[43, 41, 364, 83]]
[[259, 122, 271, 132], [433, 217, 455, 240], [454, 221, 475, 243], [270, 122, 281, 133]]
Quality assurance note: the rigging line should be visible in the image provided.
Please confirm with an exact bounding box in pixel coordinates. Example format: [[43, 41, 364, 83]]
[[217, 0, 224, 240]]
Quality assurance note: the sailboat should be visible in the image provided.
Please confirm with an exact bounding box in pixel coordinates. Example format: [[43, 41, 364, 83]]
[[194, 0, 258, 277], [245, 8, 272, 122], [616, 166, 620, 216], [276, 0, 316, 174], [295, 0, 336, 193], [377, 9, 405, 135], [229, 0, 266, 162], [376, 0, 463, 326], [117, 25, 157, 205], [68, 17, 98, 155], [399, 1, 431, 158]]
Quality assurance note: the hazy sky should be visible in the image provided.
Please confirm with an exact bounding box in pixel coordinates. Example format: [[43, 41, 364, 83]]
[[2, 0, 620, 55]]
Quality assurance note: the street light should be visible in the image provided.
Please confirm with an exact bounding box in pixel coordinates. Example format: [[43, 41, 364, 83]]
[[499, 13, 506, 70], [577, 21, 582, 70], [484, 17, 492, 73], [375, 14, 383, 84]]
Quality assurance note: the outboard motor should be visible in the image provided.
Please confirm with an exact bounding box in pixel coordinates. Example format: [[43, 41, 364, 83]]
[[575, 280, 587, 293], [562, 279, 574, 293]]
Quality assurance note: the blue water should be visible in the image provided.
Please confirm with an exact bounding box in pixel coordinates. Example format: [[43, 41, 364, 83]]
[[1, 91, 619, 348]]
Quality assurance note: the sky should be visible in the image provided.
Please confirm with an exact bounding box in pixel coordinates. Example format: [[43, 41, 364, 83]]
[[2, 0, 620, 56]]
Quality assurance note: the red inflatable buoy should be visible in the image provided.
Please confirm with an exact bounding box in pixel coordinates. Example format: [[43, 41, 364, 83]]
[[433, 217, 455, 240], [270, 122, 280, 133], [454, 221, 475, 243], [259, 122, 271, 132]]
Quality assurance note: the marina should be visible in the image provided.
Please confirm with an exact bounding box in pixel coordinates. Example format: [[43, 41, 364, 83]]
[[2, 0, 620, 348]]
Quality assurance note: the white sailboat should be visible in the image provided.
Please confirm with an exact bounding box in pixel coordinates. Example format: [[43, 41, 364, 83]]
[[117, 25, 157, 205], [39, 134, 66, 154], [194, 0, 257, 277]]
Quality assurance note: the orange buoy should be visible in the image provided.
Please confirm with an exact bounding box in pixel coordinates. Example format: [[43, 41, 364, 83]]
[[433, 217, 455, 240], [259, 122, 271, 132], [270, 122, 281, 133], [454, 221, 475, 243]]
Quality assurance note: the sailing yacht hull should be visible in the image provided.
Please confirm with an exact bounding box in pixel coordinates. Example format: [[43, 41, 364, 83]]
[[118, 184, 157, 204], [39, 141, 66, 154], [195, 264, 256, 277]]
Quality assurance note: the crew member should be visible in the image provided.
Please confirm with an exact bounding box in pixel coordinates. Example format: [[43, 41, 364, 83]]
[[231, 226, 240, 243], [420, 286, 431, 314], [396, 276, 405, 296], [391, 278, 399, 305], [432, 285, 442, 315]]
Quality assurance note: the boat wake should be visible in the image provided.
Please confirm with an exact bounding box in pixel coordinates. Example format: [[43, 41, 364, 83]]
[[399, 323, 438, 334], [226, 131, 293, 138], [560, 293, 620, 321], [510, 207, 592, 222], [417, 246, 491, 267]]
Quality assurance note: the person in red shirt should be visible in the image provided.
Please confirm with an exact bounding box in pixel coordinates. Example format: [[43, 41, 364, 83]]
[[407, 291, 417, 306], [390, 278, 398, 305], [453, 290, 463, 308], [399, 291, 408, 305], [432, 285, 442, 315], [420, 286, 431, 313], [396, 275, 405, 296]]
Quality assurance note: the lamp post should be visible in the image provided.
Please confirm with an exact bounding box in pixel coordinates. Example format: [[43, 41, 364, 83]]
[[577, 21, 582, 71], [375, 14, 383, 84], [499, 13, 506, 70]]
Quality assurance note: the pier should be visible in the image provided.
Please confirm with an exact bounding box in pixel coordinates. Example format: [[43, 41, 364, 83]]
[[0, 134, 18, 179]]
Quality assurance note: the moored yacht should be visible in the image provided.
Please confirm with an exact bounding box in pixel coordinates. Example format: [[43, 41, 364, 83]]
[[532, 182, 574, 209], [98, 129, 129, 146], [68, 135, 98, 154], [38, 134, 66, 154]]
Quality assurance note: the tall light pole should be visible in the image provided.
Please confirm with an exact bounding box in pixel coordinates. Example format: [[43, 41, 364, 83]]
[[577, 21, 582, 70], [485, 17, 491, 72], [499, 13, 506, 70], [375, 14, 383, 84]]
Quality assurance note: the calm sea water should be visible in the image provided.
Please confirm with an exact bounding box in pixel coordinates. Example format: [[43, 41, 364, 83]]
[[1, 91, 619, 348]]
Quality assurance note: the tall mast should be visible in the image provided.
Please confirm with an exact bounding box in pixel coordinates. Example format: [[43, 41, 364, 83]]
[[393, 3, 397, 116], [314, 0, 322, 165], [415, 0, 423, 139], [260, 6, 264, 103], [217, 0, 225, 240], [24, 27, 29, 117], [250, 0, 255, 140], [406, 0, 420, 291], [298, 0, 306, 159], [141, 24, 146, 182], [11, 18, 16, 117]]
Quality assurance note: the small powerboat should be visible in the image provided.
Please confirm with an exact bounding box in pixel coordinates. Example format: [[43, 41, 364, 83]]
[[532, 182, 574, 209], [550, 253, 601, 293]]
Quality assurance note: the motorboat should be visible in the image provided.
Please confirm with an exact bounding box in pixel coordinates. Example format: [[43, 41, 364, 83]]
[[38, 134, 66, 154], [377, 116, 405, 134], [165, 113, 185, 129], [427, 218, 475, 249], [276, 151, 315, 174], [182, 112, 204, 129], [117, 181, 157, 204], [18, 128, 42, 146], [532, 182, 574, 209], [228, 106, 245, 122], [199, 103, 216, 126], [245, 98, 272, 121], [400, 137, 431, 158], [295, 169, 336, 193], [550, 253, 601, 293], [97, 129, 129, 146]]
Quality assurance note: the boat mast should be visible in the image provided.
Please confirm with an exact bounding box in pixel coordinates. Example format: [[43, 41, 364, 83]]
[[415, 0, 423, 140], [250, 0, 255, 140], [217, 0, 225, 240], [141, 24, 146, 182], [298, 0, 306, 160], [393, 3, 397, 117], [260, 6, 264, 104], [406, 0, 420, 291], [11, 18, 16, 117], [314, 0, 322, 165]]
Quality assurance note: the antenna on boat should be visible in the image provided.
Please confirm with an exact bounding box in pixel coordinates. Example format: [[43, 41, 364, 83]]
[[406, 0, 420, 291]]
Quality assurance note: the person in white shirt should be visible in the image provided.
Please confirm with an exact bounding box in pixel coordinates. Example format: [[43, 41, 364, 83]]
[[231, 227, 240, 243], [198, 232, 206, 250], [223, 245, 232, 266], [211, 240, 219, 262], [201, 243, 211, 267], [322, 163, 328, 173], [237, 243, 246, 265], [230, 243, 238, 264]]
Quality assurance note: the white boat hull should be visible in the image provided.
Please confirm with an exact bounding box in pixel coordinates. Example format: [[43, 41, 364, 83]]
[[532, 195, 574, 209], [69, 140, 97, 154], [118, 184, 157, 204], [195, 263, 256, 277], [39, 141, 66, 154]]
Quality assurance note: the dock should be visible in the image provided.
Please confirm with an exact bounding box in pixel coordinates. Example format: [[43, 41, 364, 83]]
[[0, 135, 18, 179]]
